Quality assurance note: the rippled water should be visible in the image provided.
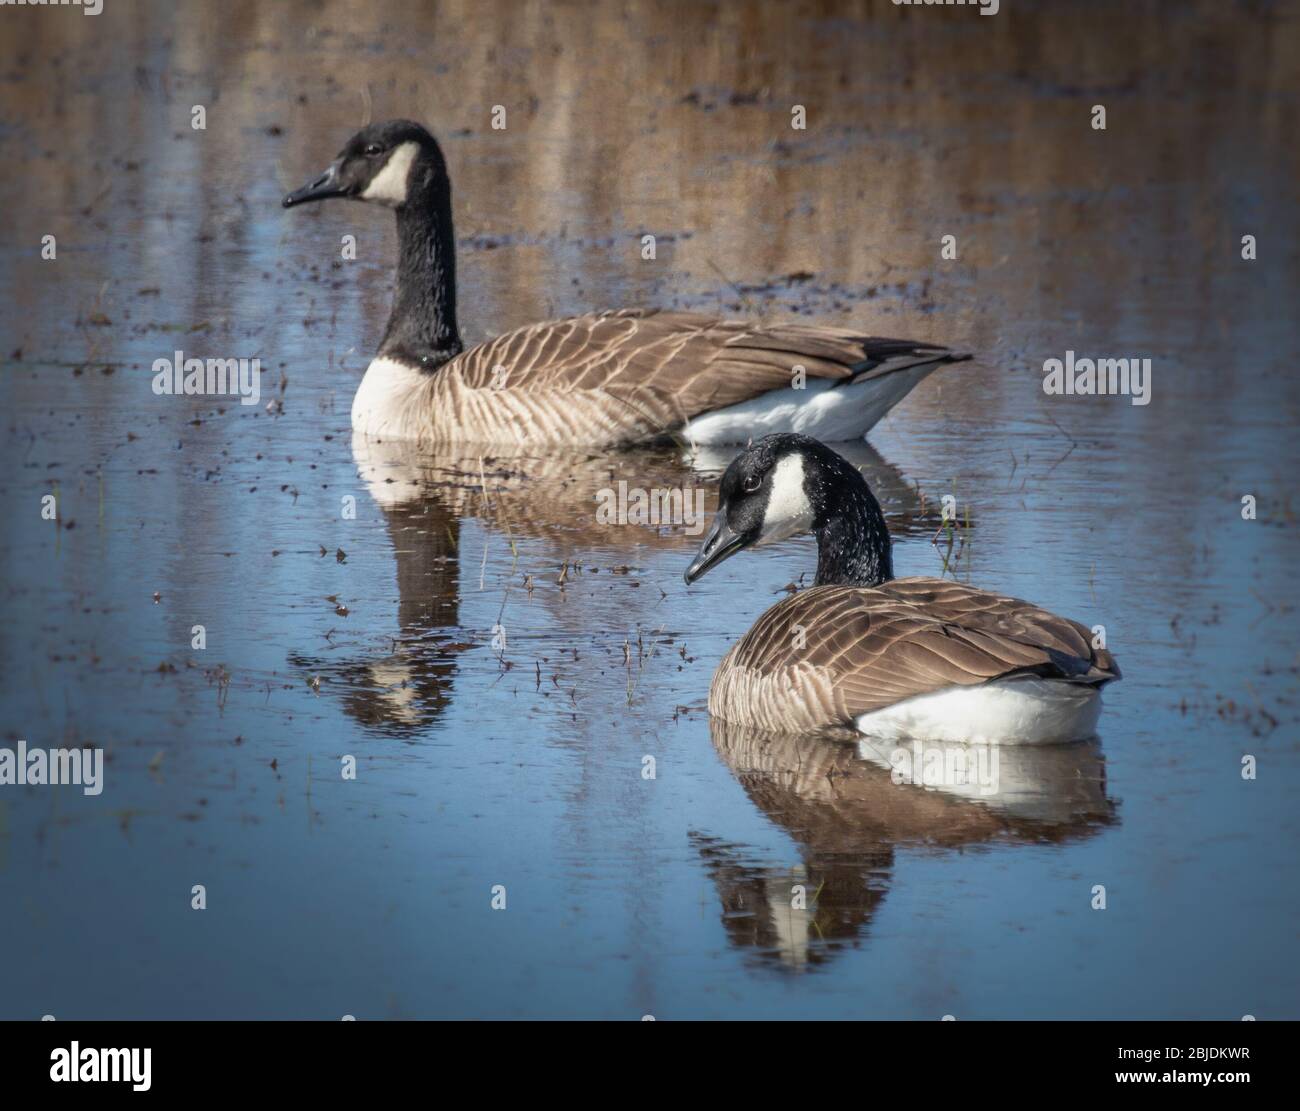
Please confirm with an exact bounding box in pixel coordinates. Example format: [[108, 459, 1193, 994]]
[[1, 0, 1298, 1019]]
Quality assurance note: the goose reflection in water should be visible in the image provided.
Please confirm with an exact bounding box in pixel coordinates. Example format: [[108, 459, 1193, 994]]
[[695, 718, 1117, 971], [287, 484, 468, 735], [350, 431, 942, 547], [288, 431, 943, 735]]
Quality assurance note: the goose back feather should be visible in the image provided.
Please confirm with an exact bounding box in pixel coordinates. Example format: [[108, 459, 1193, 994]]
[[708, 578, 1120, 735], [353, 308, 965, 446]]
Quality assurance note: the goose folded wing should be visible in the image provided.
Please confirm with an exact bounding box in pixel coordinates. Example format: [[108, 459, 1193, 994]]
[[729, 582, 1118, 723], [444, 308, 956, 438]]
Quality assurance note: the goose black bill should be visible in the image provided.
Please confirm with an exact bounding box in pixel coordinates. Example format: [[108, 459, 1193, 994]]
[[283, 162, 346, 207], [684, 512, 748, 584]]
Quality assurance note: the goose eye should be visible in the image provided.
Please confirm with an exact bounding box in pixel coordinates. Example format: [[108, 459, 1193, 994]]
[[742, 475, 762, 494], [364, 143, 384, 156]]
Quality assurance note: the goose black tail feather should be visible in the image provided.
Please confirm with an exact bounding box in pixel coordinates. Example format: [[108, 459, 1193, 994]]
[[843, 338, 973, 385]]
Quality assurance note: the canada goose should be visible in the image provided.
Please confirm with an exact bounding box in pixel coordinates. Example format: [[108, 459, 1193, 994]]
[[283, 119, 970, 447], [684, 434, 1120, 743]]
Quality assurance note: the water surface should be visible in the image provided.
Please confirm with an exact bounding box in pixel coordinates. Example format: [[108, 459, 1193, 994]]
[[1, 0, 1298, 1019]]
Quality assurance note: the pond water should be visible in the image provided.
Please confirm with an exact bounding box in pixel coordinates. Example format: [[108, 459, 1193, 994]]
[[1, 0, 1297, 1019]]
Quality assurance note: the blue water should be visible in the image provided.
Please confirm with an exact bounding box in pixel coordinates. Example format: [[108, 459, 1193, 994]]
[[1, 0, 1298, 1019]]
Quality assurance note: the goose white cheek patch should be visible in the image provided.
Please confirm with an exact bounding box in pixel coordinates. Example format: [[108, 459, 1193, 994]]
[[361, 141, 419, 206], [758, 454, 814, 544]]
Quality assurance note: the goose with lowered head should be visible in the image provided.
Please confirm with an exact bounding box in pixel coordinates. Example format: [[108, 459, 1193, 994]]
[[684, 434, 1120, 743]]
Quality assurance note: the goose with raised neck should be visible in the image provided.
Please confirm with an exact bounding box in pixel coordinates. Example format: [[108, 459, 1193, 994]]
[[284, 120, 973, 447]]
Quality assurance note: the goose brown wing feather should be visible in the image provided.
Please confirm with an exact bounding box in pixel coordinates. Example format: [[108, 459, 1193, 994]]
[[439, 309, 949, 442], [709, 578, 1118, 732]]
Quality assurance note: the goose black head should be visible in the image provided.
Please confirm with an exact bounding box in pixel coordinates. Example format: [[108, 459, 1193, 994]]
[[684, 434, 892, 588], [282, 119, 448, 211]]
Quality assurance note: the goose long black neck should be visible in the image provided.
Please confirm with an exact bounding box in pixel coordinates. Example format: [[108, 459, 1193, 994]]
[[379, 183, 463, 369], [810, 459, 894, 588]]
